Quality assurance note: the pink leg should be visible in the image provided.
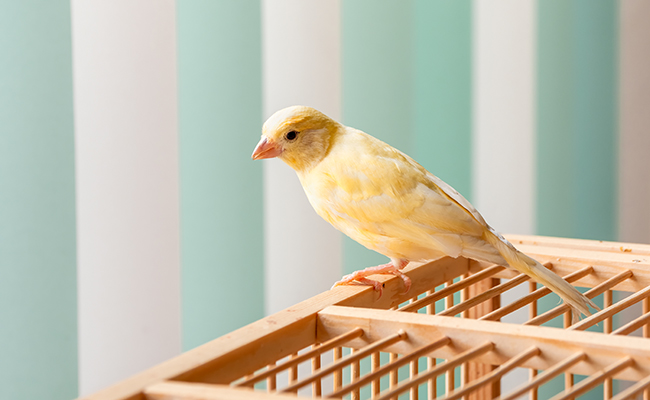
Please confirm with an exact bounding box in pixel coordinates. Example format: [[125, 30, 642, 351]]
[[331, 258, 411, 295]]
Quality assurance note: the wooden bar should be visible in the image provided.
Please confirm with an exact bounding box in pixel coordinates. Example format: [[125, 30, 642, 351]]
[[80, 256, 469, 400], [375, 343, 495, 400], [500, 352, 586, 400], [327, 337, 450, 399], [610, 373, 650, 400], [144, 381, 309, 400], [237, 328, 363, 387], [549, 357, 633, 400], [426, 289, 437, 400], [281, 330, 407, 393], [466, 275, 501, 400], [446, 280, 455, 396], [333, 347, 342, 391], [570, 284, 650, 331], [443, 346, 539, 400], [371, 352, 380, 398], [78, 235, 650, 400], [317, 306, 650, 379], [604, 290, 613, 400], [311, 345, 321, 397], [351, 349, 360, 400], [401, 264, 502, 313], [440, 273, 529, 317], [480, 267, 592, 322], [526, 270, 633, 327]]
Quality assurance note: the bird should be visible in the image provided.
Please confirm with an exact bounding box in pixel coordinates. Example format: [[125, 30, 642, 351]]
[[251, 105, 597, 318]]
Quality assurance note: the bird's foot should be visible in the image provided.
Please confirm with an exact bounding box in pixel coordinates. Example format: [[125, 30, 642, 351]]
[[331, 259, 411, 296]]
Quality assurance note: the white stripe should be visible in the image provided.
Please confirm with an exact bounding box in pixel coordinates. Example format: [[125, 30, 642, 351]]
[[262, 0, 342, 315], [72, 0, 181, 394], [472, 0, 536, 392], [473, 0, 536, 236], [619, 0, 650, 244]]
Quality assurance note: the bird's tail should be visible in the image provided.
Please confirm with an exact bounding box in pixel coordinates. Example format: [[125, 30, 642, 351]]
[[483, 229, 598, 320]]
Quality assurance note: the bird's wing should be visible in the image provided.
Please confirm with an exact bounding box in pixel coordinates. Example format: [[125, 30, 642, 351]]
[[302, 130, 502, 262]]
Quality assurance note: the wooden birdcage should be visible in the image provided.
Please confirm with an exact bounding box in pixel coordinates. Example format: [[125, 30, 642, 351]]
[[80, 235, 650, 400]]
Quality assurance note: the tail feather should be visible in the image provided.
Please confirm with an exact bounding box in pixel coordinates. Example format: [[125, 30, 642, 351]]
[[483, 229, 598, 319]]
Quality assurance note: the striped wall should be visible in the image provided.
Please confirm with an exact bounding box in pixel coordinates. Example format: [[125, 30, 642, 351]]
[[0, 2, 77, 399], [1, 1, 649, 398]]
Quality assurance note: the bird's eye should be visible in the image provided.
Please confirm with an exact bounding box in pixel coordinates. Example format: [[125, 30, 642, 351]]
[[285, 131, 298, 141]]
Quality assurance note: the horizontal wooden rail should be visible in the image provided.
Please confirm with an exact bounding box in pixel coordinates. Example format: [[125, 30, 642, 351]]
[[317, 306, 650, 379]]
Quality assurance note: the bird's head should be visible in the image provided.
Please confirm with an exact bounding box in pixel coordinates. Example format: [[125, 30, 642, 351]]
[[251, 106, 341, 172]]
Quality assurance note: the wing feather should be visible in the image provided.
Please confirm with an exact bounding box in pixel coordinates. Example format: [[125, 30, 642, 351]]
[[300, 128, 502, 263]]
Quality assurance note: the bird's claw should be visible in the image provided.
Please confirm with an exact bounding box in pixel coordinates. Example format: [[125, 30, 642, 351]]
[[331, 269, 411, 297], [332, 274, 385, 298]]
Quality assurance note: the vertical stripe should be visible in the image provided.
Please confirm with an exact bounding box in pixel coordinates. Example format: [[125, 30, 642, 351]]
[[414, 0, 472, 201], [341, 0, 414, 273], [537, 3, 617, 398], [473, 2, 535, 392], [177, 0, 264, 349], [72, 1, 181, 394], [262, 0, 342, 315], [537, 0, 618, 241], [619, 0, 650, 244], [0, 3, 77, 399], [473, 0, 536, 236]]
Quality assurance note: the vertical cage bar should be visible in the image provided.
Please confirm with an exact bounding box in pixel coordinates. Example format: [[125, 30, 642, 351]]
[[427, 289, 437, 399], [372, 352, 381, 398], [290, 353, 298, 384], [267, 361, 276, 392], [446, 279, 455, 395], [352, 348, 360, 400], [389, 352, 398, 400], [461, 274, 469, 395], [312, 345, 321, 397], [563, 312, 573, 390], [604, 290, 613, 399], [641, 297, 650, 400], [333, 347, 342, 391], [529, 281, 538, 400]]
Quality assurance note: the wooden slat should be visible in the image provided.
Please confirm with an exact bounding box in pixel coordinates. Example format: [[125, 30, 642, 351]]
[[471, 236, 650, 292], [444, 346, 539, 400], [280, 330, 407, 393], [401, 264, 503, 313], [500, 352, 586, 400], [466, 276, 501, 400], [143, 381, 307, 400], [326, 337, 450, 399], [317, 306, 650, 379], [80, 235, 650, 400], [480, 266, 593, 322], [525, 270, 632, 327], [549, 357, 634, 400], [570, 283, 650, 331], [236, 327, 363, 387], [78, 256, 469, 400], [505, 234, 650, 255], [439, 272, 530, 317], [375, 343, 495, 400]]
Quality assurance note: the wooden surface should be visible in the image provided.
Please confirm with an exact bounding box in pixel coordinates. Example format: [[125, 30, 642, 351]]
[[78, 235, 650, 400], [317, 306, 650, 380]]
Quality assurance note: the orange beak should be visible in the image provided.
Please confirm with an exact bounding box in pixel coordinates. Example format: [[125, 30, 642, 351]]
[[251, 137, 282, 160]]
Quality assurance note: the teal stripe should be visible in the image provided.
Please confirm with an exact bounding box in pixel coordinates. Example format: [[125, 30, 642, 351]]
[[177, 0, 264, 350], [342, 0, 415, 274], [413, 0, 473, 200], [0, 2, 77, 399], [537, 2, 617, 398], [537, 0, 618, 241]]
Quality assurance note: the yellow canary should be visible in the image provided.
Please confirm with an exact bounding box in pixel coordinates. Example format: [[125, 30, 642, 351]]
[[252, 105, 597, 317]]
